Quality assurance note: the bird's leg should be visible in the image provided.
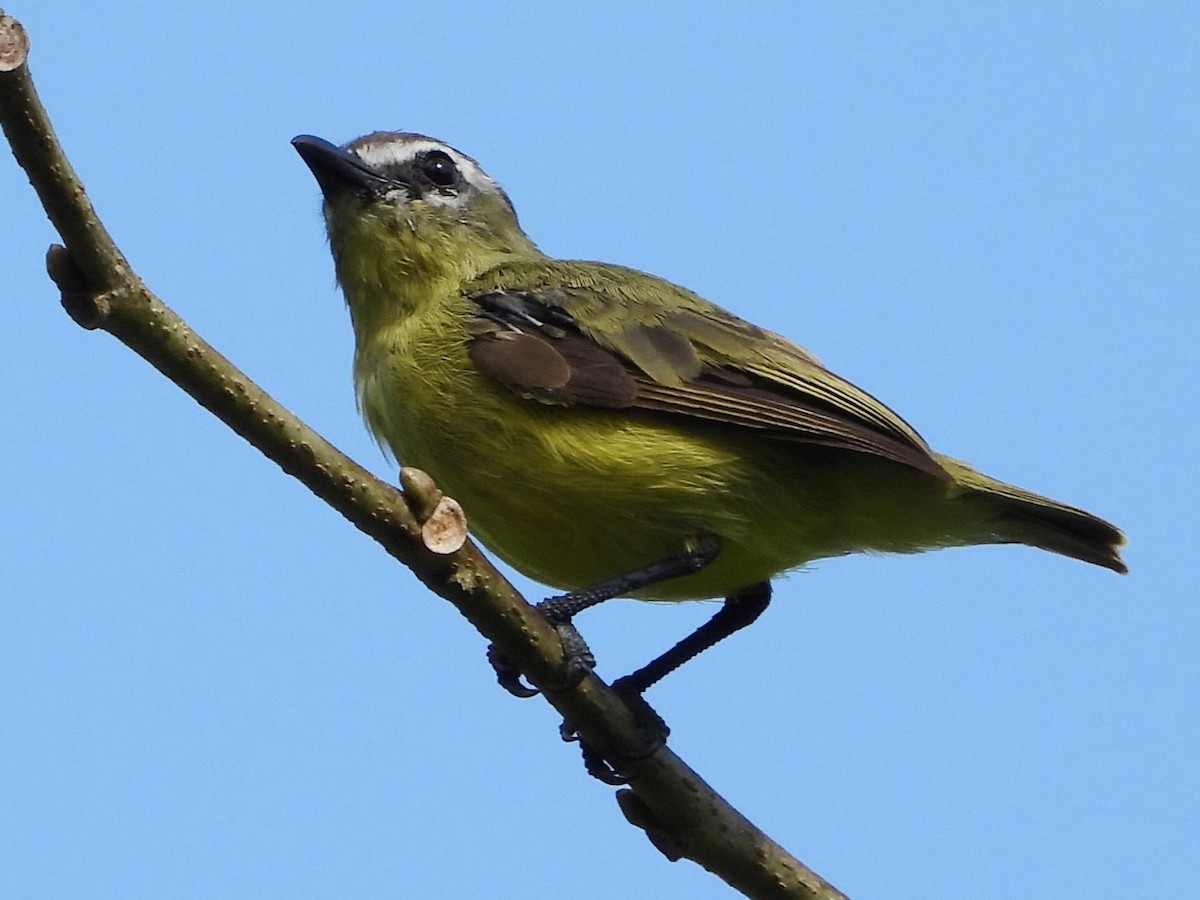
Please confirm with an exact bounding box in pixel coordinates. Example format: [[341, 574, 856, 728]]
[[487, 538, 774, 784], [567, 580, 773, 784], [614, 580, 772, 696], [488, 535, 721, 697]]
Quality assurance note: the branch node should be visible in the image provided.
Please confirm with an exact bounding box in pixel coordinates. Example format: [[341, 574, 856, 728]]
[[399, 466, 442, 519], [616, 789, 685, 862], [0, 12, 29, 73], [421, 494, 467, 554], [46, 243, 110, 329], [400, 466, 468, 555]]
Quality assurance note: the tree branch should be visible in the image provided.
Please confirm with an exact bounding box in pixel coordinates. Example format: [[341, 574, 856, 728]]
[[0, 11, 846, 899]]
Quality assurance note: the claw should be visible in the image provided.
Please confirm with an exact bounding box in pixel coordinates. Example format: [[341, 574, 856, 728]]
[[485, 619, 596, 698], [486, 643, 540, 698], [580, 741, 628, 785], [564, 678, 671, 784]]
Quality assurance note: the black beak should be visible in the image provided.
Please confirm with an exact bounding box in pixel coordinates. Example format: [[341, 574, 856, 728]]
[[292, 134, 392, 199]]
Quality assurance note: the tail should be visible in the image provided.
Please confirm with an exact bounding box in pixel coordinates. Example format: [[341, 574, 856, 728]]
[[937, 456, 1128, 574]]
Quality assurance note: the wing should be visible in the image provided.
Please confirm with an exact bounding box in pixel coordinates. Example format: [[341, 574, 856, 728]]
[[463, 260, 948, 480]]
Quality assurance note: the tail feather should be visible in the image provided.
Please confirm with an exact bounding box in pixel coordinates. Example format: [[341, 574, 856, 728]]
[[938, 456, 1128, 574]]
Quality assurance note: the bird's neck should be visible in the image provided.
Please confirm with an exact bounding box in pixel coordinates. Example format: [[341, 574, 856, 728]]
[[333, 213, 541, 342]]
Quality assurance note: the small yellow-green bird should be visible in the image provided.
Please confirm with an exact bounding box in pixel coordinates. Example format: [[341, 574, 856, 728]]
[[293, 132, 1126, 702]]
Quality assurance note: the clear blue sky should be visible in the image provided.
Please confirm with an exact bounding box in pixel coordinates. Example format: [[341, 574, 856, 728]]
[[3, 3, 1195, 898]]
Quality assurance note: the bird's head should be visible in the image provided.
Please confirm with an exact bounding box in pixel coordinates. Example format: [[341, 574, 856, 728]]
[[293, 132, 539, 324]]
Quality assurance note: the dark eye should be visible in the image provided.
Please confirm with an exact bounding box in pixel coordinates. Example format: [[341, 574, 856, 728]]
[[419, 150, 459, 188]]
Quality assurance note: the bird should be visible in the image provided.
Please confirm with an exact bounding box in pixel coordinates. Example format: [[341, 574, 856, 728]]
[[292, 131, 1126, 712]]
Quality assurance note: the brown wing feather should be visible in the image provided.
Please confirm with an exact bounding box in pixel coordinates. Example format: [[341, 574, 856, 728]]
[[467, 307, 948, 479], [469, 328, 638, 408], [633, 375, 948, 478]]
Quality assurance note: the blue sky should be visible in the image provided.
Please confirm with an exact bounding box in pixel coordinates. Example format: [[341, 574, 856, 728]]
[[3, 3, 1195, 898]]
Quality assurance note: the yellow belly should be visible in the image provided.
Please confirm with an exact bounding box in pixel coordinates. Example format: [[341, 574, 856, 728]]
[[356, 308, 970, 600]]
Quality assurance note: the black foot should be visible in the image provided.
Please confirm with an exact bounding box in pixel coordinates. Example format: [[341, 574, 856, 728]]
[[488, 538, 724, 702], [486, 544, 737, 782], [562, 678, 671, 784], [611, 675, 671, 745], [486, 643, 539, 698], [486, 620, 597, 698], [578, 740, 629, 786], [549, 620, 597, 691]]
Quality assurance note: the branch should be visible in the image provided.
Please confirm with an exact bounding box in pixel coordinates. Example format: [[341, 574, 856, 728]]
[[0, 12, 846, 899]]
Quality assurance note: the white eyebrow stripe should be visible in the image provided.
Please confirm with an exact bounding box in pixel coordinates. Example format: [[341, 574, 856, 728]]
[[352, 138, 501, 195]]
